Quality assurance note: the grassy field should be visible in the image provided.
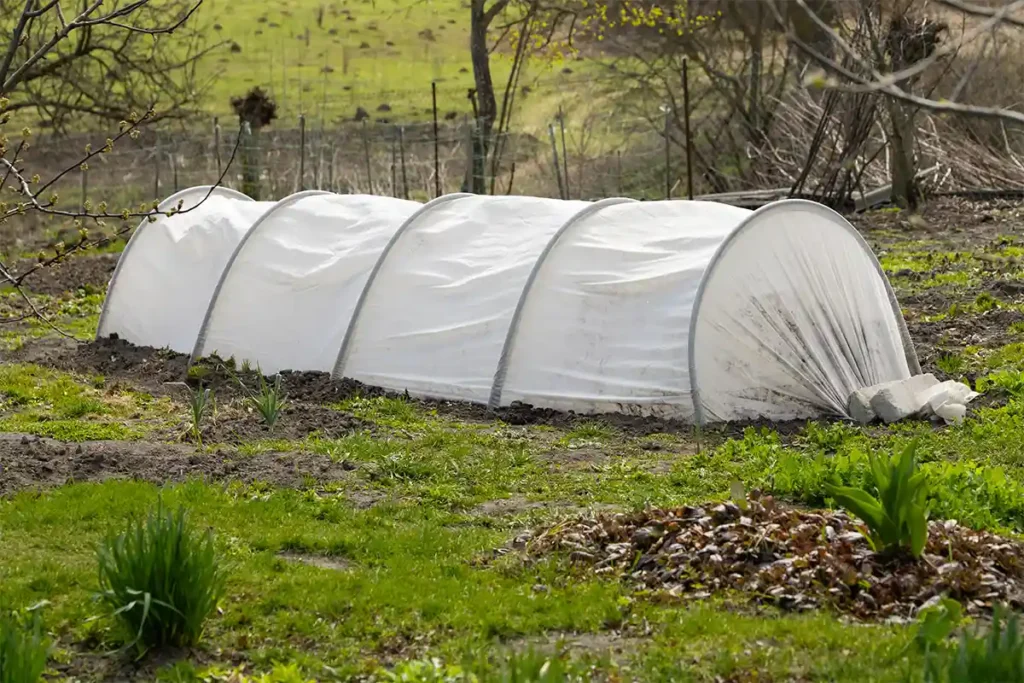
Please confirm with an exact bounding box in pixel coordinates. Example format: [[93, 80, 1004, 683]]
[[195, 0, 593, 128], [5, 199, 1024, 680]]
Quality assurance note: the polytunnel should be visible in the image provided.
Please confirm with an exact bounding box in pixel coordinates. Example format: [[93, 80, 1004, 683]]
[[97, 189, 920, 424], [96, 185, 270, 353], [192, 191, 422, 374]]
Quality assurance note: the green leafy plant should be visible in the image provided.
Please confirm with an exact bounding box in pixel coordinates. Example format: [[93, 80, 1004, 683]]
[[977, 370, 1024, 398], [912, 598, 964, 656], [936, 353, 966, 377], [924, 604, 1024, 682], [236, 368, 285, 430], [175, 383, 214, 447], [825, 440, 930, 558], [0, 605, 49, 683], [96, 500, 225, 652], [186, 364, 210, 381]]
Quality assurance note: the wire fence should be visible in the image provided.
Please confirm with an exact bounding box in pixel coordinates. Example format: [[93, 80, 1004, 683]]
[[25, 112, 689, 213]]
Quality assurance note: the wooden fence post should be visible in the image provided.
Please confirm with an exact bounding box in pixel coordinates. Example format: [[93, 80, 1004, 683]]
[[299, 114, 306, 191]]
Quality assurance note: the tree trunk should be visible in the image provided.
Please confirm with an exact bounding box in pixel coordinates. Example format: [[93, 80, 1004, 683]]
[[748, 3, 763, 139], [240, 122, 261, 201], [887, 102, 920, 211], [467, 0, 499, 194]]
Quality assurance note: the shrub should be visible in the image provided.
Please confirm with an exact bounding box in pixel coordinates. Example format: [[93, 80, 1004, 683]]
[[825, 440, 929, 558], [0, 607, 48, 683], [97, 501, 225, 651], [924, 604, 1024, 682]]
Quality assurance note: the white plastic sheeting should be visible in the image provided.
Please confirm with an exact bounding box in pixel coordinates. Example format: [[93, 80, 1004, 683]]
[[494, 199, 753, 420], [334, 194, 589, 403], [690, 201, 915, 422], [193, 192, 421, 374], [97, 188, 919, 424], [96, 186, 271, 353]]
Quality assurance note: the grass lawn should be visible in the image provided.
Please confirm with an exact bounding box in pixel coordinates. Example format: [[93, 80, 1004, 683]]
[[4, 199, 1024, 680]]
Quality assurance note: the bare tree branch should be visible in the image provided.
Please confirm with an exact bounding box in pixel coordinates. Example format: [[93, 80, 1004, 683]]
[[1, 0, 217, 130], [935, 0, 1024, 28], [768, 0, 1024, 126]]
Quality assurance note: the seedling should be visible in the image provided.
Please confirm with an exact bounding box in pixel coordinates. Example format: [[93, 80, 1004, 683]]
[[186, 386, 214, 446], [232, 365, 286, 430], [171, 382, 214, 447], [825, 439, 929, 558]]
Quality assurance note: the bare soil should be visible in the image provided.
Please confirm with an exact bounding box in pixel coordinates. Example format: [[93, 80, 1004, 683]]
[[188, 403, 371, 445], [15, 252, 118, 296], [0, 432, 360, 497]]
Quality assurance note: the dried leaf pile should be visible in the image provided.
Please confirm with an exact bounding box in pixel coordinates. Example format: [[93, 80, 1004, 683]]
[[523, 495, 1024, 622]]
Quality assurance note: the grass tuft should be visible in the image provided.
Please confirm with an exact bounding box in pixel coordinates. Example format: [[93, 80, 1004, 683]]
[[96, 501, 225, 652], [936, 353, 966, 377], [0, 606, 49, 683], [924, 603, 1024, 682]]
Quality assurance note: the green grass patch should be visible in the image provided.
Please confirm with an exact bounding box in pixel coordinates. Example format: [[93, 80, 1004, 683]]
[[0, 480, 920, 681], [879, 250, 977, 275], [557, 421, 617, 448], [918, 270, 981, 290], [335, 395, 435, 430], [0, 363, 176, 441], [0, 364, 105, 412], [0, 413, 137, 441]]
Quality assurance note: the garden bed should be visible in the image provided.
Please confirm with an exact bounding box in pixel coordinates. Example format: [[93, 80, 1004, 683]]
[[522, 493, 1024, 621]]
